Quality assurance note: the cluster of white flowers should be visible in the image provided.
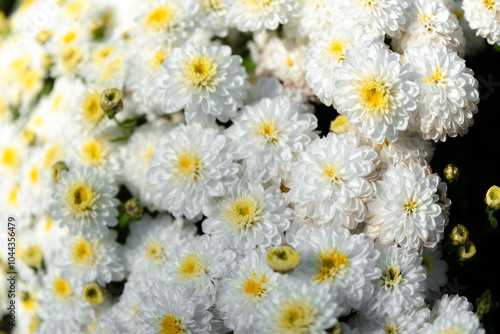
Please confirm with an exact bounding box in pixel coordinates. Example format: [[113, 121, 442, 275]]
[[0, 0, 493, 333]]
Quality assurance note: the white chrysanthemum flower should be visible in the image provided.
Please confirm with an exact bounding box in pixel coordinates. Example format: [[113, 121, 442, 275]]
[[135, 281, 221, 334], [422, 246, 448, 301], [147, 124, 240, 220], [332, 0, 411, 39], [393, 0, 465, 57], [124, 214, 197, 275], [35, 319, 85, 334], [84, 40, 128, 89], [291, 224, 381, 313], [254, 279, 342, 333], [60, 230, 124, 286], [226, 95, 317, 185], [95, 306, 130, 334], [305, 26, 381, 107], [405, 44, 479, 142], [365, 163, 450, 252], [332, 43, 418, 144], [289, 132, 378, 229], [216, 249, 282, 333], [164, 235, 236, 305], [120, 120, 175, 211], [194, 0, 229, 37], [202, 180, 292, 252], [132, 0, 200, 46], [352, 307, 431, 334], [49, 166, 119, 241], [226, 0, 301, 35], [40, 267, 95, 324], [430, 294, 474, 320], [463, 0, 500, 45], [456, 2, 487, 57], [362, 244, 427, 318], [292, 0, 335, 41], [421, 309, 485, 334], [255, 35, 312, 97], [154, 42, 249, 125]]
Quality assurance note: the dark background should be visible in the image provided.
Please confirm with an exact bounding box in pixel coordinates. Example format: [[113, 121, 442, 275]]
[[1, 0, 500, 332]]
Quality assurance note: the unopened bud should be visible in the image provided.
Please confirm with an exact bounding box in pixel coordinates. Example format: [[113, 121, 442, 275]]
[[458, 241, 476, 261], [485, 185, 500, 211], [83, 282, 106, 305], [450, 224, 469, 246], [100, 88, 123, 119], [266, 244, 300, 274], [476, 290, 497, 320], [443, 164, 460, 183], [124, 198, 143, 220], [90, 12, 111, 40], [51, 161, 68, 183], [328, 322, 344, 334]]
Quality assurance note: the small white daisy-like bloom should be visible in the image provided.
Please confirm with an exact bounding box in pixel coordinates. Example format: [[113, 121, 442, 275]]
[[194, 0, 229, 37], [60, 230, 124, 286], [202, 180, 292, 252], [332, 43, 419, 144], [72, 84, 108, 134], [289, 132, 378, 229], [421, 309, 485, 334], [155, 42, 249, 125], [226, 95, 317, 185], [405, 44, 480, 142], [40, 267, 95, 325], [85, 41, 128, 89], [362, 244, 427, 319], [304, 26, 381, 107], [331, 0, 411, 39], [135, 281, 221, 334], [422, 246, 448, 302], [120, 120, 175, 211], [124, 214, 197, 275], [393, 0, 465, 57], [216, 249, 282, 333], [164, 235, 236, 305], [226, 0, 301, 35], [147, 123, 240, 220], [463, 0, 500, 45], [365, 163, 450, 252], [49, 166, 119, 241], [255, 35, 312, 98], [291, 224, 381, 313], [132, 0, 200, 46], [352, 307, 431, 334], [254, 278, 343, 334], [429, 294, 474, 320]]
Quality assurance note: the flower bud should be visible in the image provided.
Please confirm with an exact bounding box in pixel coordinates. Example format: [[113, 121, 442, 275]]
[[458, 241, 476, 262], [450, 224, 469, 246], [266, 244, 300, 274], [100, 88, 123, 119], [51, 161, 68, 183], [443, 163, 460, 183], [485, 185, 500, 211], [124, 198, 143, 220], [476, 290, 496, 320], [83, 282, 106, 305]]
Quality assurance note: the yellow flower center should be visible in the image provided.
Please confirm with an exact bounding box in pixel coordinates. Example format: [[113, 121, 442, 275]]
[[67, 182, 99, 215], [93, 46, 115, 65], [227, 196, 258, 227], [154, 50, 169, 72], [315, 249, 349, 283], [1, 147, 18, 168], [404, 200, 418, 214], [7, 184, 20, 209], [101, 57, 124, 82], [71, 235, 94, 266], [146, 6, 175, 31], [360, 79, 391, 114], [160, 315, 184, 334], [244, 0, 275, 10], [82, 139, 104, 165], [29, 165, 39, 184], [21, 291, 38, 312], [384, 322, 400, 334], [62, 31, 77, 45], [243, 272, 268, 297], [183, 55, 218, 89], [43, 143, 64, 169], [202, 0, 225, 12], [178, 253, 204, 282], [61, 46, 82, 72], [175, 151, 202, 180], [20, 244, 43, 268], [53, 277, 72, 300], [426, 67, 446, 84], [381, 264, 402, 290], [257, 120, 278, 142], [29, 316, 42, 333], [327, 38, 346, 62], [82, 93, 105, 125], [277, 299, 314, 333], [484, 0, 496, 10], [330, 115, 350, 134], [146, 241, 165, 263]]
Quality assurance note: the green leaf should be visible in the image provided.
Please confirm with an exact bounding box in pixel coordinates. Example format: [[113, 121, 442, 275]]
[[242, 58, 257, 74], [120, 117, 137, 129], [494, 43, 500, 52]]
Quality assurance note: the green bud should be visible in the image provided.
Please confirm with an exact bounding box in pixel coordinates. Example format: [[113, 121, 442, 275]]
[[458, 241, 476, 262], [124, 198, 143, 220], [51, 161, 68, 183], [100, 88, 123, 119], [266, 244, 300, 274], [327, 322, 343, 334], [485, 185, 500, 211], [476, 290, 498, 320], [83, 282, 106, 305], [443, 163, 460, 183], [450, 224, 469, 246]]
